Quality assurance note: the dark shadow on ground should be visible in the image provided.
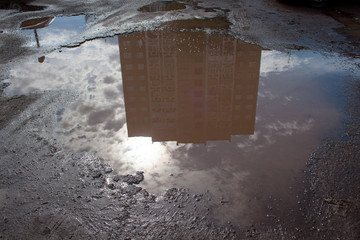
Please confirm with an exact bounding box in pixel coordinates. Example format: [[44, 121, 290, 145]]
[[278, 0, 360, 8], [0, 0, 46, 12]]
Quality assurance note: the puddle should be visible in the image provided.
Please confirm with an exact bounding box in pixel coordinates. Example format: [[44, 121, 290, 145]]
[[138, 1, 186, 12], [323, 8, 360, 44], [3, 28, 359, 227], [163, 17, 231, 30], [21, 15, 93, 50]]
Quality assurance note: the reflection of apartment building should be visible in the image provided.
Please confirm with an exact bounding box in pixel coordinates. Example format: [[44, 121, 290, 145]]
[[118, 31, 261, 144]]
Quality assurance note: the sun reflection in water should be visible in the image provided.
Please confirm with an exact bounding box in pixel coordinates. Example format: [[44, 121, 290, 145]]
[[123, 137, 168, 171]]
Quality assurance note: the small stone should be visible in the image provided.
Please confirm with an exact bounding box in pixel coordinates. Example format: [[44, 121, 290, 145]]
[[113, 176, 120, 182], [104, 166, 113, 173], [121, 171, 144, 184], [92, 170, 102, 179], [142, 189, 149, 197], [107, 183, 115, 190]]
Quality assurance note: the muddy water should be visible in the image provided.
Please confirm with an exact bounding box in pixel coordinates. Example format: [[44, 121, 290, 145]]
[[4, 27, 357, 227]]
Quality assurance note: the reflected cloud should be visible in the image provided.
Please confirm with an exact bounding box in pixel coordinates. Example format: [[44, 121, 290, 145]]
[[260, 50, 348, 77], [5, 38, 121, 95], [266, 119, 314, 136], [87, 108, 115, 126], [103, 76, 116, 84], [260, 51, 308, 76]]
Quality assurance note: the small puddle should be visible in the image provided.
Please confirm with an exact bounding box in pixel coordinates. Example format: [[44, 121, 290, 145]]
[[163, 17, 231, 30], [21, 15, 93, 50], [3, 27, 358, 227], [323, 8, 360, 44], [138, 1, 186, 12]]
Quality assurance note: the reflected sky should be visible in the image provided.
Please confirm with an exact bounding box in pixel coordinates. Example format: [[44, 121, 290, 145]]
[[4, 30, 358, 226], [21, 15, 93, 48]]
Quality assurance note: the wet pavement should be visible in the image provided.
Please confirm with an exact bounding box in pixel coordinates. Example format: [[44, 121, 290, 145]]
[[4, 26, 355, 225], [1, 0, 360, 239]]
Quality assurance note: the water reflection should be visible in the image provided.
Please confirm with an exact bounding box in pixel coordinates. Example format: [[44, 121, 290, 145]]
[[21, 15, 93, 50], [21, 17, 55, 62], [119, 31, 261, 143], [21, 17, 55, 30], [3, 28, 353, 227]]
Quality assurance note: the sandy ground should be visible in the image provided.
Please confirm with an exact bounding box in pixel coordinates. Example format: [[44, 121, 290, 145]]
[[0, 0, 360, 239]]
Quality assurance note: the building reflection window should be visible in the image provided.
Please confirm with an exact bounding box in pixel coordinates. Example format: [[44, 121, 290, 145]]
[[122, 40, 130, 47], [124, 52, 132, 59], [137, 64, 144, 70], [125, 64, 133, 70]]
